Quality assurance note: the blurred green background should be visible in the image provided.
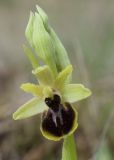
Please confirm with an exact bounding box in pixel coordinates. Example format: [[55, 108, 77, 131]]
[[0, 0, 114, 160]]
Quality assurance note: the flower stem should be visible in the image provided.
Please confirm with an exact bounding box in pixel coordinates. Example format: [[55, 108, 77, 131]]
[[62, 134, 77, 160]]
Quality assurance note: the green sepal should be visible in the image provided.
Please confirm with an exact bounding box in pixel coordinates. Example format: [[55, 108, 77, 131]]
[[61, 84, 91, 103], [13, 98, 48, 120], [20, 83, 43, 97], [53, 65, 73, 90], [32, 65, 54, 86]]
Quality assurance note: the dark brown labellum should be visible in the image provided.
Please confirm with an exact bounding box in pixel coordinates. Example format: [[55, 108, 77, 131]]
[[41, 95, 75, 138]]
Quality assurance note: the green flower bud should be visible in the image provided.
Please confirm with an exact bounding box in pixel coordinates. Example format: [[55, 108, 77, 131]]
[[36, 6, 70, 71], [36, 5, 49, 31], [25, 10, 57, 77], [25, 6, 71, 76]]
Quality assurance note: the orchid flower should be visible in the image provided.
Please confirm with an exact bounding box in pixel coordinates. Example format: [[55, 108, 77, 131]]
[[13, 6, 92, 160], [13, 5, 91, 144], [13, 64, 91, 141]]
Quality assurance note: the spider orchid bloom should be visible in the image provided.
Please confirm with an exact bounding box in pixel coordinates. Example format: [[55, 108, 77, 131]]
[[13, 64, 91, 141]]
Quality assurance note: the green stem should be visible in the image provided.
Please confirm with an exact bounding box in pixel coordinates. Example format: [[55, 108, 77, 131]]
[[62, 134, 77, 160]]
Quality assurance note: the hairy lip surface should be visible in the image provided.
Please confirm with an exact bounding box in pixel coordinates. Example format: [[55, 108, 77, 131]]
[[41, 102, 75, 137]]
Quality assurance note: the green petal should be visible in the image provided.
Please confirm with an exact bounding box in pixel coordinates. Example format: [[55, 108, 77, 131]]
[[13, 98, 47, 120], [20, 83, 43, 97], [62, 84, 92, 103], [53, 65, 73, 90], [32, 65, 54, 86]]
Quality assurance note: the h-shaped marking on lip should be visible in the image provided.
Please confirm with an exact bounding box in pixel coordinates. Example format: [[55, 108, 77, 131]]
[[45, 94, 64, 127]]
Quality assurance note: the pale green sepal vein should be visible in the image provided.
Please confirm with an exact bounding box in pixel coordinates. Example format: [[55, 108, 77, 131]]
[[13, 98, 48, 120], [62, 84, 92, 103], [62, 134, 77, 160]]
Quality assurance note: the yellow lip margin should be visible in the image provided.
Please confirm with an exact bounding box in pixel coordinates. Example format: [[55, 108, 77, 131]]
[[40, 106, 78, 141]]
